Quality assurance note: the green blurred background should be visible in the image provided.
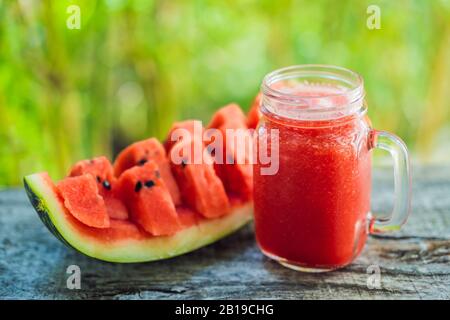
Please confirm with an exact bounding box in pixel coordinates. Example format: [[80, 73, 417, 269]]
[[1, 0, 450, 186]]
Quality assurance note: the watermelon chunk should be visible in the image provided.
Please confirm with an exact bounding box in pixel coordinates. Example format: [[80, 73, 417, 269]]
[[208, 103, 248, 129], [117, 161, 181, 236], [164, 120, 203, 152], [207, 104, 253, 200], [57, 175, 110, 228], [70, 156, 115, 180], [167, 122, 230, 218], [114, 138, 181, 205], [69, 156, 128, 220]]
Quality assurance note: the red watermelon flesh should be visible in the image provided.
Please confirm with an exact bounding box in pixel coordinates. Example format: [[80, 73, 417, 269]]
[[94, 219, 145, 241], [164, 120, 204, 152], [117, 161, 181, 236], [207, 104, 253, 200], [57, 174, 110, 228], [113, 138, 181, 206], [70, 156, 114, 181], [247, 93, 262, 129], [177, 206, 201, 229], [217, 129, 253, 201], [103, 197, 129, 221], [69, 156, 128, 220], [208, 103, 247, 129], [169, 137, 230, 219]]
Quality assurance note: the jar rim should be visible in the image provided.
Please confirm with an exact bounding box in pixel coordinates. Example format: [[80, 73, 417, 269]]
[[260, 64, 366, 121], [262, 64, 364, 101]]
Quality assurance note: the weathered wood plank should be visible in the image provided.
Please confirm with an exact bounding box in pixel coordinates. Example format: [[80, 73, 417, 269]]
[[0, 167, 449, 299]]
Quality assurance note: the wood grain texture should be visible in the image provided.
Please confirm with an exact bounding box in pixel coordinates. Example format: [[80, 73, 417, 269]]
[[0, 167, 449, 300]]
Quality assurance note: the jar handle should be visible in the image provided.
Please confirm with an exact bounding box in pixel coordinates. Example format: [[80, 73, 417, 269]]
[[369, 130, 412, 233]]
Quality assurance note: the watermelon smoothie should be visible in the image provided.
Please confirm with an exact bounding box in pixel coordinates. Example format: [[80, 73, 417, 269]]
[[254, 65, 411, 272]]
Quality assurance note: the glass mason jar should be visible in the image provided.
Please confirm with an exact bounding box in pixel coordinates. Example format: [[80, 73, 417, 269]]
[[253, 65, 411, 272]]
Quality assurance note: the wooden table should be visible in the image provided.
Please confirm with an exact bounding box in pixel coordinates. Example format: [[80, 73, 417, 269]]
[[0, 167, 449, 300]]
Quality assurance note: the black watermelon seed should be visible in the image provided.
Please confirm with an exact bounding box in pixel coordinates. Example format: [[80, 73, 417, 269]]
[[102, 180, 111, 191], [96, 176, 102, 183], [135, 181, 143, 192], [145, 180, 155, 188], [137, 158, 148, 166], [181, 159, 187, 168]]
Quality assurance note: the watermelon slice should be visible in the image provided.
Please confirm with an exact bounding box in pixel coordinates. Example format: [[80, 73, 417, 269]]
[[114, 138, 181, 205], [24, 106, 254, 263], [116, 161, 181, 236], [24, 173, 252, 263], [208, 104, 253, 200], [69, 156, 128, 220]]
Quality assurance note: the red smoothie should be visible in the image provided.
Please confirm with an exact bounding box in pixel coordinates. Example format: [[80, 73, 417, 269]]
[[254, 84, 372, 271]]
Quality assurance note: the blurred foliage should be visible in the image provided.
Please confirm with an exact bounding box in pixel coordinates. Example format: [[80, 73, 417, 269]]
[[1, 0, 450, 186]]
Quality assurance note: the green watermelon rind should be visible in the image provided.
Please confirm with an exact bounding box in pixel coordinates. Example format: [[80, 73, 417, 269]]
[[24, 173, 253, 263]]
